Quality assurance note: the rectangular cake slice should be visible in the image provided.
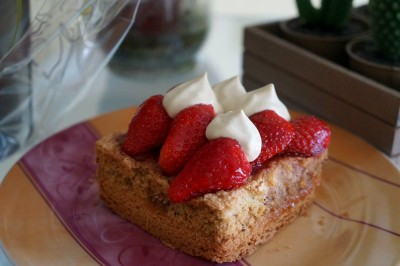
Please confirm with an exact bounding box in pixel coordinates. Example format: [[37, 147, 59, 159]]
[[95, 132, 327, 263]]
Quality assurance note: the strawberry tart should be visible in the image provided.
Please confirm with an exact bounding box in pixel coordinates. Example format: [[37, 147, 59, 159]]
[[95, 73, 331, 263]]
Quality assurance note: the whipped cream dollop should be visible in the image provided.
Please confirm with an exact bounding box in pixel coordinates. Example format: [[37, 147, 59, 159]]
[[205, 110, 261, 162], [213, 76, 246, 112], [163, 73, 223, 118], [162, 73, 290, 162], [239, 84, 290, 120]]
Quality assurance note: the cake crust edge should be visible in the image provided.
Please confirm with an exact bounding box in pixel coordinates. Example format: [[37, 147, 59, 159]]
[[95, 132, 327, 263]]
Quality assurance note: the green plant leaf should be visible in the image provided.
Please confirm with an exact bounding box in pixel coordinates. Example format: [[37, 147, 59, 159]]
[[322, 0, 354, 29], [296, 0, 320, 24]]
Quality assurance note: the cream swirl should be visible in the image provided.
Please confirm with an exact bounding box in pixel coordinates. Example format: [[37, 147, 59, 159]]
[[205, 110, 261, 162], [239, 84, 290, 120], [162, 73, 223, 118], [213, 76, 246, 112]]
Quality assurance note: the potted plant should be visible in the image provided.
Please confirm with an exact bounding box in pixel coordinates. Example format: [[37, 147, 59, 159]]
[[280, 0, 369, 64], [346, 0, 400, 91]]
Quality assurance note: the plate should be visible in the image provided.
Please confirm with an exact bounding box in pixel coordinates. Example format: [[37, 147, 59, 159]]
[[0, 107, 399, 266]]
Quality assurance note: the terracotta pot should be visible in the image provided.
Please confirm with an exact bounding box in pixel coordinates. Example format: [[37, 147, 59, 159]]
[[346, 37, 400, 92], [280, 17, 369, 65]]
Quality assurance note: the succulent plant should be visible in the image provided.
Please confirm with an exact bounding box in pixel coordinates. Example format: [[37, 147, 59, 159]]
[[296, 0, 354, 29], [369, 0, 400, 61]]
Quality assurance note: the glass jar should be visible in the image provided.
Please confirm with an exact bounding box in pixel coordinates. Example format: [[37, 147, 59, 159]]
[[109, 0, 210, 74]]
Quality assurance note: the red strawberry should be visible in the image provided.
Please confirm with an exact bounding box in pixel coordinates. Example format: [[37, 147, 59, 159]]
[[249, 110, 294, 167], [122, 95, 172, 156], [284, 116, 331, 157], [168, 137, 251, 203], [159, 104, 215, 175]]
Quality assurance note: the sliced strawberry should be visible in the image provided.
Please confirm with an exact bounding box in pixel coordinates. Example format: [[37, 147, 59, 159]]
[[159, 104, 215, 175], [284, 115, 331, 157], [168, 137, 251, 203], [249, 110, 294, 167], [122, 95, 172, 156]]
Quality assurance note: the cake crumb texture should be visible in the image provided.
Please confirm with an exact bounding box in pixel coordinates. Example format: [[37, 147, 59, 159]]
[[95, 133, 327, 263]]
